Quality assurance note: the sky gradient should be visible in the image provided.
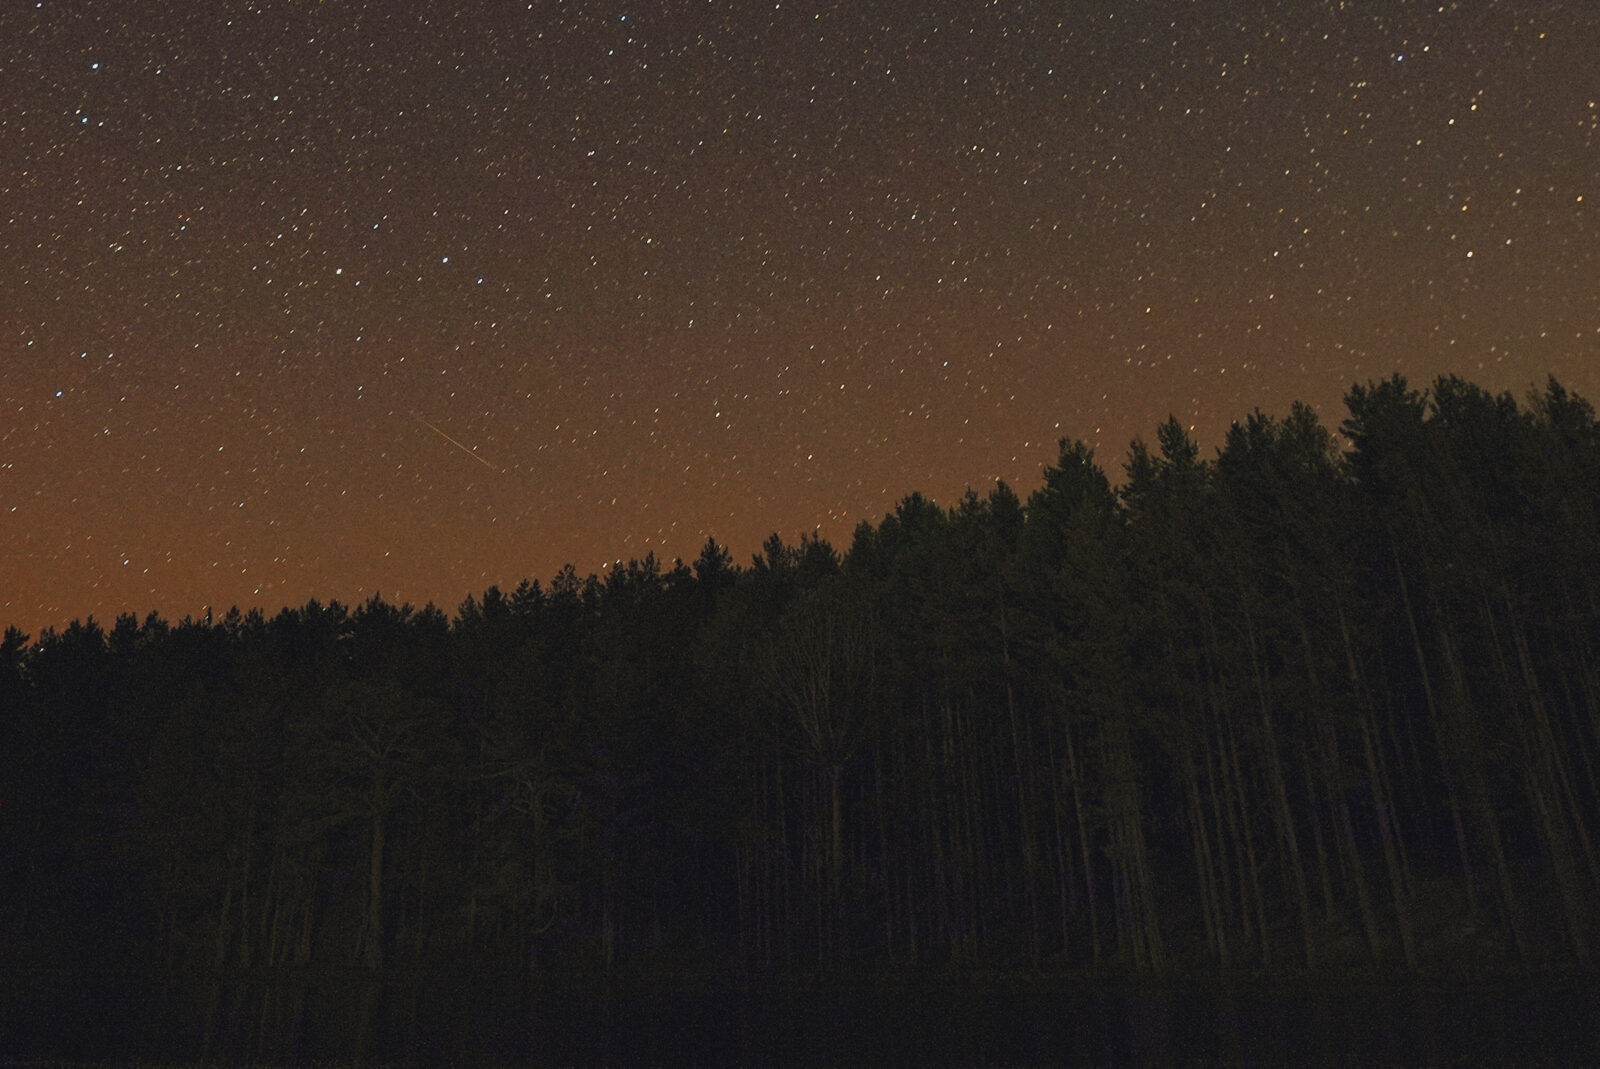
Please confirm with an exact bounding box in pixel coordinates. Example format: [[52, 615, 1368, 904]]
[[4, 0, 1597, 636]]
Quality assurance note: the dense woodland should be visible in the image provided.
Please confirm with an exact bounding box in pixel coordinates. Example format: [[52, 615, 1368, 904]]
[[4, 373, 1599, 1058]]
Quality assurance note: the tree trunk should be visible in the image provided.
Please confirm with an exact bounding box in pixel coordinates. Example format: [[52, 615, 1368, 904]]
[[365, 800, 386, 971], [1244, 611, 1314, 967], [1361, 712, 1417, 968], [1063, 717, 1101, 967]]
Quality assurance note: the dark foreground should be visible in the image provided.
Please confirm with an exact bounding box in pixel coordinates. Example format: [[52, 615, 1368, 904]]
[[7, 377, 1600, 1063], [5, 967, 1597, 1066]]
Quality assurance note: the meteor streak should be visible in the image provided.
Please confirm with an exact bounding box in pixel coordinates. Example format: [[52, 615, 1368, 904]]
[[415, 414, 501, 472]]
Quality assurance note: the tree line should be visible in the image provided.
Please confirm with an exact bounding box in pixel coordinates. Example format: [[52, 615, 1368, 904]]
[[3, 372, 1597, 1056]]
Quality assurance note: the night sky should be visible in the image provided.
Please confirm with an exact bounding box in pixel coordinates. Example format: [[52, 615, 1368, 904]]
[[4, 1, 1596, 636]]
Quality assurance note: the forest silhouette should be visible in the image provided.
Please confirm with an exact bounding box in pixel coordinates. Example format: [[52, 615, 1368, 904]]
[[4, 372, 1598, 1062]]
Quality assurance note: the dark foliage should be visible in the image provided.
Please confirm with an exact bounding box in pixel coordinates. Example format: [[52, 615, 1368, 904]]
[[3, 374, 1597, 1061]]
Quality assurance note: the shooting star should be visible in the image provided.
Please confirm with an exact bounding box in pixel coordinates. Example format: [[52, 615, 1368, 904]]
[[415, 414, 501, 472]]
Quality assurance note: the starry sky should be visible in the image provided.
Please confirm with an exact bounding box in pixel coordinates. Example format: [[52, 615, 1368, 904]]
[[3, 0, 1597, 636]]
